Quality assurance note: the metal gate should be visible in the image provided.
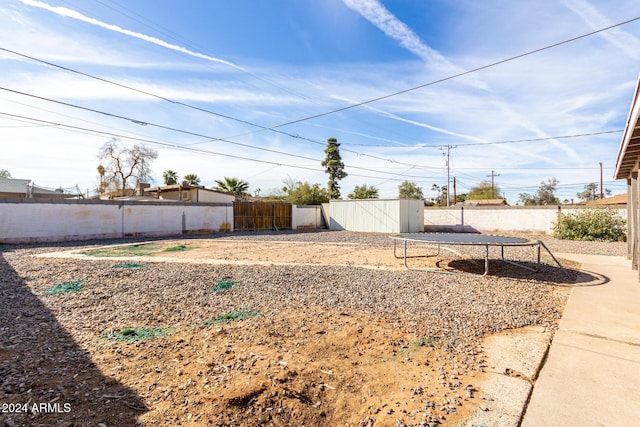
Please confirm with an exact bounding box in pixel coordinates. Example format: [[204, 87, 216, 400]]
[[233, 202, 292, 231]]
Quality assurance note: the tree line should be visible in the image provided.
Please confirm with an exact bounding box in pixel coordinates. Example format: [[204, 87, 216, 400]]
[[91, 138, 611, 205]]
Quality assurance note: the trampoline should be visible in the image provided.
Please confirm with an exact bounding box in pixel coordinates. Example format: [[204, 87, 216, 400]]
[[390, 232, 568, 277]]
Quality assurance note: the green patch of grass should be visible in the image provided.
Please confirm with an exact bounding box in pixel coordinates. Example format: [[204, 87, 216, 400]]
[[202, 310, 260, 327], [46, 280, 83, 295], [112, 262, 144, 269], [102, 327, 171, 343], [163, 244, 189, 252], [82, 243, 161, 257], [212, 280, 235, 292], [415, 336, 440, 348]]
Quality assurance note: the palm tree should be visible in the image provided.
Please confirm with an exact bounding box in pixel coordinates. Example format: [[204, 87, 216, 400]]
[[97, 165, 106, 194], [163, 170, 178, 185], [214, 177, 250, 196], [183, 173, 201, 186]]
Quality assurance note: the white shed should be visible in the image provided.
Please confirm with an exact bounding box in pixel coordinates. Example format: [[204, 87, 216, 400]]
[[328, 199, 424, 233]]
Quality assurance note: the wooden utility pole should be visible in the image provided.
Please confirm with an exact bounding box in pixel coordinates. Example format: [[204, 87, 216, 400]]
[[453, 177, 457, 204], [487, 170, 500, 198], [599, 162, 603, 199]]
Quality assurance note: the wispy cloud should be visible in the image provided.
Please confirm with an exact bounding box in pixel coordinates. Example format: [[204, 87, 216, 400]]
[[341, 0, 441, 62], [563, 0, 640, 59], [341, 0, 477, 80], [19, 0, 247, 71]]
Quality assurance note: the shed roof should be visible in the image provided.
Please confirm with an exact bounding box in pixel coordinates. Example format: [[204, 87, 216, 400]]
[[615, 74, 640, 180]]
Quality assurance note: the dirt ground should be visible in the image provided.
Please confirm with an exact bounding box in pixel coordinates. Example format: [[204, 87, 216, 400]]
[[1, 238, 569, 427], [61, 238, 549, 272]]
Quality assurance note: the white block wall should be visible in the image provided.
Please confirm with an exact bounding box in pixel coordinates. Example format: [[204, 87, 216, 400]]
[[424, 206, 626, 234], [0, 199, 233, 243]]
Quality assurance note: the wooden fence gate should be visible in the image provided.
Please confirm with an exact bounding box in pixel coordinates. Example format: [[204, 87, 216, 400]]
[[233, 202, 292, 231]]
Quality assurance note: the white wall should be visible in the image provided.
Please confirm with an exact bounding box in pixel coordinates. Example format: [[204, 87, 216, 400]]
[[4, 199, 620, 243], [0, 199, 234, 243], [425, 206, 627, 234], [329, 199, 424, 233], [292, 205, 325, 229]]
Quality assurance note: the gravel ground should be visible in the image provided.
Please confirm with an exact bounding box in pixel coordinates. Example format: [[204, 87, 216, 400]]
[[0, 231, 626, 426], [2, 230, 611, 341]]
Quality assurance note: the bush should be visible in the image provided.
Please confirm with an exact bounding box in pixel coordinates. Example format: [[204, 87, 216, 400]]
[[553, 208, 626, 242]]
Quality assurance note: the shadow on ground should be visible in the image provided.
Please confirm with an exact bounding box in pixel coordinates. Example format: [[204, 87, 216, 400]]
[[445, 259, 607, 286], [0, 251, 147, 426]]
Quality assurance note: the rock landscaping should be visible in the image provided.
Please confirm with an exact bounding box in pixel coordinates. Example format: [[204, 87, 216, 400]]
[[0, 231, 624, 426]]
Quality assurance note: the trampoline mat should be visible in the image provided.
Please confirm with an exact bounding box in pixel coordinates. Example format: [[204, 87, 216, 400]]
[[391, 232, 533, 246]]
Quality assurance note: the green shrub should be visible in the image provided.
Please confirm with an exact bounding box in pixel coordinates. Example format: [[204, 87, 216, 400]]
[[553, 208, 626, 242], [212, 280, 235, 292], [102, 327, 171, 343], [202, 310, 260, 327], [46, 280, 83, 295]]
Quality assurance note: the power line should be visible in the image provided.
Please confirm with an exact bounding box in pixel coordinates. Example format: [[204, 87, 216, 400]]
[[0, 84, 447, 174], [0, 111, 433, 181], [0, 47, 424, 170], [0, 86, 325, 163], [452, 130, 624, 147], [4, 10, 636, 148], [260, 16, 640, 131]]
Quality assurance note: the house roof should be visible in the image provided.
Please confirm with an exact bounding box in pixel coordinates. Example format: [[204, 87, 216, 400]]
[[615, 74, 640, 180], [144, 184, 232, 196], [459, 199, 508, 207], [585, 193, 627, 205]]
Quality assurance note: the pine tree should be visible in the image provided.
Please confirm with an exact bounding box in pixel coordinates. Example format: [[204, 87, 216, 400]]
[[321, 138, 347, 199]]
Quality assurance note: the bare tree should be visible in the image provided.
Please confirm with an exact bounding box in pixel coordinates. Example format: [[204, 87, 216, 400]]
[[98, 138, 158, 196], [519, 178, 560, 205], [576, 182, 612, 201]]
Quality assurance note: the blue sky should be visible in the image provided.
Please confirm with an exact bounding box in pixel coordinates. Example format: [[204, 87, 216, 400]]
[[1, 0, 639, 203]]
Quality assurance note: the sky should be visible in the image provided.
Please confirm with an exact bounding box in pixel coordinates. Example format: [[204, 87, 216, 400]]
[[1, 0, 640, 204]]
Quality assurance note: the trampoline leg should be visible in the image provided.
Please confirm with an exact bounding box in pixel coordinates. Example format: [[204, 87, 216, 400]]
[[404, 240, 410, 269], [500, 244, 540, 272], [393, 238, 440, 259], [539, 240, 571, 278], [483, 245, 489, 277]]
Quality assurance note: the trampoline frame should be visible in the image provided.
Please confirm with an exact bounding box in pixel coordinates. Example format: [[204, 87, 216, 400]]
[[390, 232, 568, 277]]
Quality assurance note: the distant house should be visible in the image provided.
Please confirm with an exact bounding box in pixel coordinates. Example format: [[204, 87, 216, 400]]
[[614, 73, 640, 274], [0, 178, 78, 199], [457, 199, 509, 207], [585, 194, 627, 206], [144, 183, 236, 203]]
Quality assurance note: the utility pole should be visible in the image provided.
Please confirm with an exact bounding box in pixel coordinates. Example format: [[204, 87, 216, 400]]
[[441, 145, 457, 207], [487, 170, 500, 198], [453, 177, 457, 204], [599, 162, 603, 199]]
